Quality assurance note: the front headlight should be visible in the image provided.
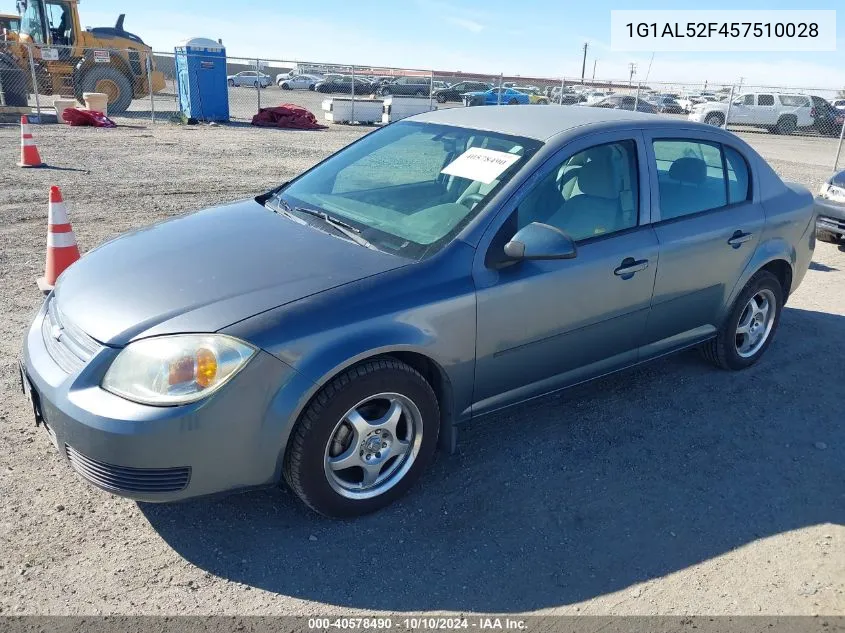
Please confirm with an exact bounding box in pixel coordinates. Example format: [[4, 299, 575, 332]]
[[820, 181, 845, 203], [102, 334, 256, 406]]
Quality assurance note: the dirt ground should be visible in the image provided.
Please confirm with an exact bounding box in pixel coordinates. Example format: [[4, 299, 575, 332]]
[[0, 117, 843, 616]]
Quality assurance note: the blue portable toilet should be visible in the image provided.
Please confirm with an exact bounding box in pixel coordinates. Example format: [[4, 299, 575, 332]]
[[175, 37, 229, 122]]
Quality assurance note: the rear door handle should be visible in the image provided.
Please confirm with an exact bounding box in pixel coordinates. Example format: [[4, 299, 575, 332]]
[[728, 231, 753, 247], [614, 258, 649, 277]]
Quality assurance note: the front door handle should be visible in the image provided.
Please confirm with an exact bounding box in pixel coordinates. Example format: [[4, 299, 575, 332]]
[[614, 258, 649, 277], [728, 231, 753, 247]]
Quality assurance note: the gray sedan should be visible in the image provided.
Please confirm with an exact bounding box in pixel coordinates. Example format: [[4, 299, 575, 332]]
[[20, 107, 815, 517]]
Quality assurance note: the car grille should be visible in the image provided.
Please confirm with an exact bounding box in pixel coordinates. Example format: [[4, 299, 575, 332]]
[[65, 445, 191, 493], [41, 298, 102, 373]]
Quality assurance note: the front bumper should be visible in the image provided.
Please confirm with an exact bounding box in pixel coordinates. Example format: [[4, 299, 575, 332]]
[[21, 300, 312, 502], [815, 197, 845, 234]]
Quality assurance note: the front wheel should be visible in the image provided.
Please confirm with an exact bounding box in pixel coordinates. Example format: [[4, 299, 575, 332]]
[[508, 98, 518, 105], [704, 112, 725, 127], [77, 65, 134, 114], [699, 270, 783, 370], [228, 79, 235, 87], [816, 228, 842, 243], [284, 359, 440, 517], [436, 94, 447, 103]]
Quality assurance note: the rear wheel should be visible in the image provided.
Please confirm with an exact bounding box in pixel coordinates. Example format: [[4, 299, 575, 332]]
[[308, 84, 315, 91], [284, 359, 439, 517], [0, 56, 29, 107], [699, 270, 783, 370], [816, 228, 842, 244], [228, 79, 235, 87], [775, 115, 797, 135], [78, 65, 133, 114], [280, 83, 291, 90], [704, 112, 725, 127], [508, 98, 518, 105]]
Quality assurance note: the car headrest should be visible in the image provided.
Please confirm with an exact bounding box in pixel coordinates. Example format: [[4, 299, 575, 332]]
[[668, 157, 706, 184], [577, 159, 619, 200]]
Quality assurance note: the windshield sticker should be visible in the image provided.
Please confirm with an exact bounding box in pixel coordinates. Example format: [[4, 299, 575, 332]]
[[440, 148, 521, 185]]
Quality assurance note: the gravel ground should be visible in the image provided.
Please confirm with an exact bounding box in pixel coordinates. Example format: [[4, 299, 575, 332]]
[[0, 116, 843, 616]]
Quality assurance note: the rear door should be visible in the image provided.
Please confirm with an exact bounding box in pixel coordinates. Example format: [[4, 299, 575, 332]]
[[754, 94, 777, 125], [641, 130, 764, 357]]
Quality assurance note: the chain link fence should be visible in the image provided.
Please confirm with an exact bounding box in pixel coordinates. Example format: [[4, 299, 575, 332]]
[[3, 41, 844, 170]]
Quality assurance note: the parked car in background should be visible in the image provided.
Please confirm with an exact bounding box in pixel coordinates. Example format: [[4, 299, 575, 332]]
[[315, 76, 373, 94], [227, 71, 272, 88], [277, 73, 323, 91], [688, 92, 813, 134], [434, 80, 492, 103], [378, 76, 432, 97], [651, 96, 685, 114], [0, 12, 20, 32], [808, 96, 845, 137], [462, 87, 531, 106], [432, 80, 450, 91], [513, 86, 550, 104], [20, 106, 815, 518], [584, 91, 610, 105], [815, 169, 845, 244], [593, 95, 658, 114], [833, 99, 845, 111]]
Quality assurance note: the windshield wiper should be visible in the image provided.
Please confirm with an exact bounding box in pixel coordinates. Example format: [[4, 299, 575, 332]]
[[290, 206, 380, 251], [264, 195, 305, 224]]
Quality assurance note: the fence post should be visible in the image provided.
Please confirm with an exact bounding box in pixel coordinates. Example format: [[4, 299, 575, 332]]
[[497, 73, 503, 106], [834, 115, 845, 172], [634, 82, 640, 111], [350, 64, 355, 124], [558, 77, 565, 105], [146, 55, 156, 123], [429, 69, 434, 110], [26, 44, 42, 122], [723, 85, 735, 130], [255, 58, 261, 112]]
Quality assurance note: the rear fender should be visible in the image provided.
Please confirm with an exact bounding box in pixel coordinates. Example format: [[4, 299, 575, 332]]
[[721, 237, 795, 323]]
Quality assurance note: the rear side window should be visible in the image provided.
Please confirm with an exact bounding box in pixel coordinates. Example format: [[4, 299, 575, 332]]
[[779, 95, 810, 107], [725, 146, 751, 204], [652, 140, 752, 220], [757, 94, 775, 106]]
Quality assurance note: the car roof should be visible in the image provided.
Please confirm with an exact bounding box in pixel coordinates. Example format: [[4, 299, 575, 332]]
[[409, 104, 697, 141]]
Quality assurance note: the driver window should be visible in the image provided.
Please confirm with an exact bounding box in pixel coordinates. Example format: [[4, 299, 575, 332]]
[[45, 1, 72, 47], [516, 140, 639, 242], [741, 94, 755, 106], [20, 0, 45, 43]]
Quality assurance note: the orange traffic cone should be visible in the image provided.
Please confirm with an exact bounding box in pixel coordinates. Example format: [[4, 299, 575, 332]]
[[18, 116, 45, 168], [37, 186, 81, 294]]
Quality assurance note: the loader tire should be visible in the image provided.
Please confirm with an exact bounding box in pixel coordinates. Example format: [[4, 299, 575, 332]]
[[0, 56, 29, 107], [77, 66, 133, 115]]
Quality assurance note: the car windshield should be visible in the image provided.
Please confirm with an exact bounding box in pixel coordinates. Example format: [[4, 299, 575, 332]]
[[280, 121, 542, 260]]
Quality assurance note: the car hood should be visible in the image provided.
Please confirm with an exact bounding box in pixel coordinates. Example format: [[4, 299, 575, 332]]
[[54, 199, 407, 346]]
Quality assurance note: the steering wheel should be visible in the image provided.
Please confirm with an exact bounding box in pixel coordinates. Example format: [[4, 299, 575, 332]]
[[459, 193, 486, 209]]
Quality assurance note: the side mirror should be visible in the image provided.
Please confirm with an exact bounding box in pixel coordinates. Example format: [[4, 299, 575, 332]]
[[504, 222, 577, 261]]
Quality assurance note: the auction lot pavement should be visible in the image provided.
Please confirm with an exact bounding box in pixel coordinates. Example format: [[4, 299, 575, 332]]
[[0, 117, 843, 615]]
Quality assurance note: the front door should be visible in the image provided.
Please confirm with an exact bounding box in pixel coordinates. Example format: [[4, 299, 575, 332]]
[[472, 131, 658, 415]]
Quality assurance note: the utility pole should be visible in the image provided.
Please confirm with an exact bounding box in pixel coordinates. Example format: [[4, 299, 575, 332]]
[[628, 62, 637, 87], [592, 58, 598, 84], [737, 76, 745, 94], [580, 42, 588, 83]]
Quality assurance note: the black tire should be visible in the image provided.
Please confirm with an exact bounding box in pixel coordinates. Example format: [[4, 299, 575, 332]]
[[77, 65, 133, 114], [508, 98, 519, 105], [0, 55, 29, 107], [775, 115, 797, 135], [228, 79, 235, 87], [816, 228, 841, 243], [704, 112, 725, 127], [699, 270, 784, 370], [380, 86, 391, 96], [284, 358, 440, 518], [308, 84, 315, 91], [280, 83, 290, 90], [436, 93, 447, 103]]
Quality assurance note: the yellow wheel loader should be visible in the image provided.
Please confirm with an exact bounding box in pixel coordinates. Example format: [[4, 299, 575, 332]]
[[0, 0, 165, 114]]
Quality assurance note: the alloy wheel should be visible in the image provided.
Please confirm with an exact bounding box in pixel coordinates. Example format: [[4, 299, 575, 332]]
[[735, 289, 776, 358]]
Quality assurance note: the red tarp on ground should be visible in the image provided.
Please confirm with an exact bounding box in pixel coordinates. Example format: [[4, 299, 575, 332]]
[[251, 104, 326, 130], [62, 108, 117, 128]]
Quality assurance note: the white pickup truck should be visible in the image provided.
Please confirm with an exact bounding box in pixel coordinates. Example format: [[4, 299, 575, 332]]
[[688, 92, 813, 135]]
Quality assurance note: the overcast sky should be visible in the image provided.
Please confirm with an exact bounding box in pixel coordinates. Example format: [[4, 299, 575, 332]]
[[32, 0, 845, 90]]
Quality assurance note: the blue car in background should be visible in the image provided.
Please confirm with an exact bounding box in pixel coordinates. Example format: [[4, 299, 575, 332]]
[[462, 87, 531, 106]]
